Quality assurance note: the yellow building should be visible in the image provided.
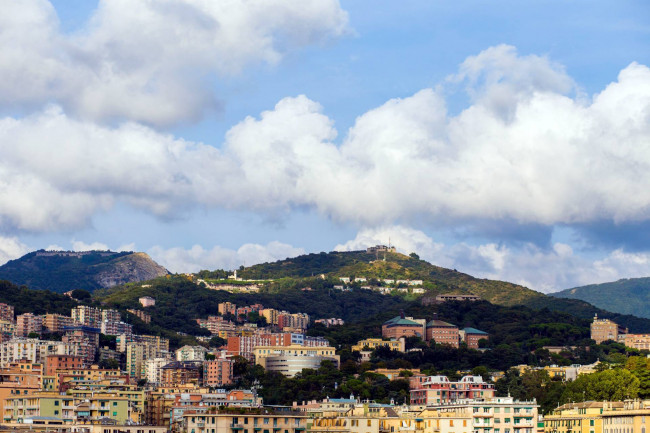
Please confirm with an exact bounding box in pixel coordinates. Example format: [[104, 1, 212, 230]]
[[183, 410, 308, 433], [3, 391, 133, 424], [544, 401, 624, 433], [67, 386, 145, 423], [308, 403, 474, 433], [351, 338, 406, 353], [603, 400, 650, 433], [591, 315, 627, 344]]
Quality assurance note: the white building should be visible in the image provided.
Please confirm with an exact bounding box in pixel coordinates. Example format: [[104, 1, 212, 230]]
[[175, 345, 208, 361], [0, 338, 78, 367], [145, 357, 172, 384]]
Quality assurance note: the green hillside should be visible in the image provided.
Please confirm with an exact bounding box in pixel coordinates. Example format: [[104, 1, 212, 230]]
[[0, 279, 79, 316], [0, 250, 169, 293], [240, 251, 544, 307], [553, 277, 650, 319]]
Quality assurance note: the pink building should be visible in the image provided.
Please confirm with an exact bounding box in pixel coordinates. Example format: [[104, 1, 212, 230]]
[[203, 357, 234, 387], [410, 375, 495, 405]]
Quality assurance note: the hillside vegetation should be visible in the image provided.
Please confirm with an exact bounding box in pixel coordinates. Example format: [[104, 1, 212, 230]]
[[553, 277, 650, 319], [241, 251, 544, 307], [0, 250, 169, 293]]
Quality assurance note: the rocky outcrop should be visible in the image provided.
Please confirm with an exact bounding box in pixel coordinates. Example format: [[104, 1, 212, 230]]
[[94, 252, 169, 288]]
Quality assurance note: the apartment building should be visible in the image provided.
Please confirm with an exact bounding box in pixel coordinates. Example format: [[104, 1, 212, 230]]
[[42, 314, 74, 333], [432, 397, 538, 433], [44, 354, 84, 376], [0, 338, 77, 367], [16, 313, 43, 337], [544, 401, 624, 433], [410, 376, 495, 405], [0, 303, 14, 322], [203, 357, 234, 387], [71, 306, 102, 327], [176, 345, 208, 361], [183, 410, 307, 433], [145, 357, 172, 384]]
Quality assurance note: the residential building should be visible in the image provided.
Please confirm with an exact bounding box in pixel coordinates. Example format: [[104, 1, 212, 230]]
[[203, 356, 234, 387], [544, 401, 624, 433], [196, 316, 236, 336], [0, 303, 15, 322], [16, 313, 43, 337], [430, 397, 538, 433], [0, 338, 77, 367], [623, 334, 650, 350], [139, 296, 156, 307], [426, 317, 460, 347], [62, 325, 100, 364], [145, 357, 172, 384], [218, 302, 237, 316], [410, 376, 495, 405], [71, 306, 102, 327], [127, 309, 152, 323], [44, 354, 84, 376], [0, 320, 15, 342], [42, 314, 74, 333], [160, 361, 202, 386], [590, 314, 627, 344], [182, 409, 307, 433], [602, 400, 650, 433], [176, 345, 208, 361], [351, 338, 405, 353], [100, 320, 133, 336]]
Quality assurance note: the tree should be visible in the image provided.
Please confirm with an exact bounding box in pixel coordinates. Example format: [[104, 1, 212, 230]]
[[409, 253, 420, 260], [27, 332, 39, 338], [563, 369, 640, 402], [71, 289, 91, 301], [209, 336, 226, 347]]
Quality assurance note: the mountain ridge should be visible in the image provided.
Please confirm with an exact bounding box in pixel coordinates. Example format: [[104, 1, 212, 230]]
[[0, 249, 169, 293], [553, 277, 650, 319]]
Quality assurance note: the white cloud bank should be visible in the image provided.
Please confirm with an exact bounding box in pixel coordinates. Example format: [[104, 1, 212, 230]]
[[1, 46, 649, 235], [335, 226, 650, 293], [147, 242, 305, 274], [0, 0, 349, 125]]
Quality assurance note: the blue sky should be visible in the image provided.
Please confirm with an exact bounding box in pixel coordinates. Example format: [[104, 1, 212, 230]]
[[1, 0, 649, 292]]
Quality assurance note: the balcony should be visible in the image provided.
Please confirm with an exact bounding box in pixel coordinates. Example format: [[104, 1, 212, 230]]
[[231, 424, 244, 430]]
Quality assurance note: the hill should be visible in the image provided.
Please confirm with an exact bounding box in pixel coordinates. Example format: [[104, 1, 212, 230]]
[[553, 277, 650, 319], [234, 250, 650, 331], [0, 279, 79, 315], [240, 250, 545, 307], [0, 250, 169, 293]]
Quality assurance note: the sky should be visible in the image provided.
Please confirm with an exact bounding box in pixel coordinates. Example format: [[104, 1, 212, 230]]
[[0, 0, 649, 293]]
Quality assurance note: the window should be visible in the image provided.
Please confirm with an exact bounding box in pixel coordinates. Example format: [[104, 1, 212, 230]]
[[55, 401, 59, 406], [368, 420, 372, 427]]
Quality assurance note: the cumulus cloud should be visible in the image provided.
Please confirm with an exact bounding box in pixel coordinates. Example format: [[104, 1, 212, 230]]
[[148, 241, 305, 273], [336, 226, 650, 293], [0, 236, 30, 266], [0, 0, 349, 125], [0, 46, 649, 239]]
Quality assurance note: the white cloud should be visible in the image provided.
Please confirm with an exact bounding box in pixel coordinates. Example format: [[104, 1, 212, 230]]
[[148, 241, 305, 273], [0, 236, 30, 266], [0, 46, 649, 236], [336, 226, 650, 293], [0, 0, 350, 125], [334, 225, 444, 259]]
